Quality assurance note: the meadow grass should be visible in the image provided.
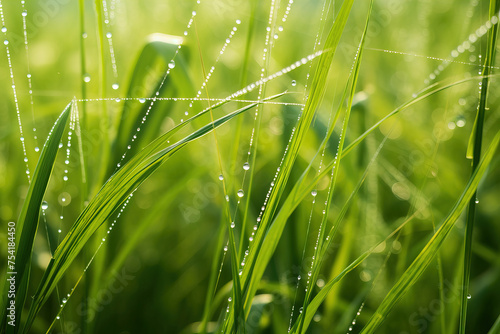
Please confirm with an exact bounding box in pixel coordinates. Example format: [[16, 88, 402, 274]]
[[1, 0, 500, 333]]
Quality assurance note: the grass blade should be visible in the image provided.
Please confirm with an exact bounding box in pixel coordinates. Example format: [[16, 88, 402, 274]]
[[20, 99, 275, 333], [0, 104, 71, 333], [360, 130, 500, 333], [460, 1, 499, 332]]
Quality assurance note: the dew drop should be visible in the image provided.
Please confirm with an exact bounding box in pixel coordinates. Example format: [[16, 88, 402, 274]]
[[62, 298, 67, 303], [291, 80, 297, 86], [223, 246, 228, 251], [467, 294, 471, 299], [3, 39, 8, 45], [83, 74, 91, 83], [311, 190, 317, 197], [230, 222, 235, 228], [237, 189, 244, 198], [56, 316, 60, 320], [112, 83, 119, 90], [218, 174, 224, 181], [41, 201, 49, 210], [82, 32, 87, 38], [34, 147, 39, 152], [228, 297, 232, 302], [138, 98, 146, 103], [22, 10, 27, 17], [192, 10, 197, 16], [63, 176, 68, 181], [106, 32, 112, 38], [58, 229, 62, 233], [65, 159, 69, 165], [243, 162, 250, 171], [168, 60, 175, 69], [273, 34, 279, 39], [1, 26, 6, 33], [236, 19, 241, 24], [278, 26, 283, 32]]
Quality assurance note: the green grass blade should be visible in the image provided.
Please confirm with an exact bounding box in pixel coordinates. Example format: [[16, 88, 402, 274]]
[[296, 2, 372, 332], [220, 1, 356, 330], [488, 312, 500, 334], [20, 100, 272, 333], [360, 130, 500, 333], [0, 104, 70, 333], [293, 212, 416, 332], [460, 1, 499, 332]]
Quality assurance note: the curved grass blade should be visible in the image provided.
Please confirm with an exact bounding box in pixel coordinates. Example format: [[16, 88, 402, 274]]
[[0, 104, 71, 333], [360, 130, 500, 333], [20, 98, 278, 333]]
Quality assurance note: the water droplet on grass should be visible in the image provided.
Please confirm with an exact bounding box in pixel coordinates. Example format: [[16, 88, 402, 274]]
[[106, 32, 112, 38], [467, 294, 471, 299], [1, 26, 6, 33], [237, 189, 244, 198], [41, 201, 49, 210], [112, 83, 119, 90], [243, 162, 250, 171], [22, 10, 27, 17], [83, 74, 91, 82], [311, 190, 317, 197], [168, 60, 175, 69], [218, 174, 224, 181], [291, 80, 296, 86]]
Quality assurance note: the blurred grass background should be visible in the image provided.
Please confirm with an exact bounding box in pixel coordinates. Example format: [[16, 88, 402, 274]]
[[1, 0, 500, 333]]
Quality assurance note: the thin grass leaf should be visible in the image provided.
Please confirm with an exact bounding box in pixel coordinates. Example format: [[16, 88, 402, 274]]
[[296, 2, 372, 332], [488, 312, 500, 334], [460, 1, 499, 332], [360, 130, 500, 333], [292, 212, 418, 333], [0, 104, 71, 333], [20, 97, 280, 333], [220, 2, 357, 330]]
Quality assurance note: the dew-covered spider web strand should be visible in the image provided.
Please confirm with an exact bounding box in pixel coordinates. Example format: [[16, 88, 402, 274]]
[[102, 0, 119, 89], [182, 19, 241, 121], [20, 0, 40, 152], [0, 0, 31, 182], [77, 97, 305, 107]]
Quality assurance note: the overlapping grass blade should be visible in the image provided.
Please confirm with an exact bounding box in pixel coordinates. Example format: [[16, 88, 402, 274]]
[[0, 104, 71, 333], [292, 212, 417, 333], [220, 0, 356, 330], [296, 2, 372, 332], [360, 130, 500, 333], [20, 98, 278, 333]]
